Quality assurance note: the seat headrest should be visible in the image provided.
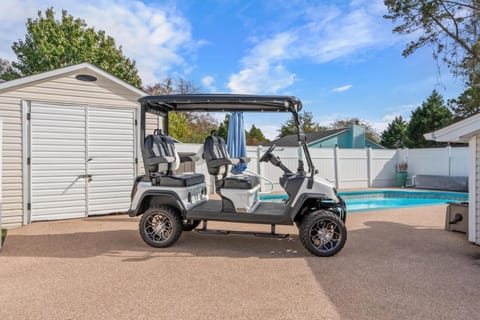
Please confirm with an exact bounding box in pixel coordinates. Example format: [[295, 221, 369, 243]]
[[203, 134, 230, 161]]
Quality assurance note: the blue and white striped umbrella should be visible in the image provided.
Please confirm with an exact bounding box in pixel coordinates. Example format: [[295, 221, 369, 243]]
[[227, 112, 247, 174]]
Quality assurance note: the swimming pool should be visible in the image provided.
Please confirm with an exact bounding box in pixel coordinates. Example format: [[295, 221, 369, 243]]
[[259, 190, 468, 213]]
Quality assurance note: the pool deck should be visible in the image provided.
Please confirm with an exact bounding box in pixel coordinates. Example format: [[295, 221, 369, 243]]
[[1, 205, 479, 319]]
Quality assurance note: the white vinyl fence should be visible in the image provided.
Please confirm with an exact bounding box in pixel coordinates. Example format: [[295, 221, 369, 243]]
[[0, 121, 3, 249], [174, 143, 469, 193]]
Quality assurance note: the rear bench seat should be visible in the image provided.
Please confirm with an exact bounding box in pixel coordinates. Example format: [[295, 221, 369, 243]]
[[144, 131, 205, 187]]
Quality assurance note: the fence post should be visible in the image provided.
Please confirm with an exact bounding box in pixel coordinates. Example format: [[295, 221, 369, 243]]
[[447, 145, 452, 176], [367, 147, 372, 187], [334, 146, 339, 189], [257, 145, 262, 191]]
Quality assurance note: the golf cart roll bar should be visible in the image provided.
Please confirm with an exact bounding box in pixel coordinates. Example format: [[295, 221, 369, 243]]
[[290, 108, 317, 180], [139, 94, 316, 179]]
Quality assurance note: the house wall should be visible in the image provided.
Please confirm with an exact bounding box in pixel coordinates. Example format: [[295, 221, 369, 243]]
[[0, 69, 142, 228], [308, 131, 358, 148], [348, 125, 365, 148], [476, 136, 480, 244], [308, 126, 382, 149], [365, 140, 383, 149], [309, 135, 341, 148]]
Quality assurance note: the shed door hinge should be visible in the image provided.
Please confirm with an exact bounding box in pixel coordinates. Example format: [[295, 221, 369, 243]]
[[135, 157, 138, 164], [27, 203, 31, 210], [27, 157, 31, 165], [27, 113, 31, 120], [135, 119, 138, 126]]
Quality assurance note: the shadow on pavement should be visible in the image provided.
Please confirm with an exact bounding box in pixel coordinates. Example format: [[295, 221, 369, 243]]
[[305, 221, 480, 320], [3, 219, 480, 318], [3, 219, 480, 263], [1, 228, 310, 259]]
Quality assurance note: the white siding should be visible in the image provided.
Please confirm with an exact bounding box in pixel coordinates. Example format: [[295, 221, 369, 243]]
[[476, 136, 480, 244], [0, 99, 23, 227], [0, 69, 142, 227], [30, 103, 87, 221], [87, 107, 135, 215]]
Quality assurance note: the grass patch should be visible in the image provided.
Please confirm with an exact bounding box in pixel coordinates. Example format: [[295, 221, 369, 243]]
[[1, 228, 6, 247]]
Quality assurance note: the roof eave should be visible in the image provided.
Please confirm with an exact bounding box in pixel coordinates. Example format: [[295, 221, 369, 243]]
[[306, 129, 348, 146], [0, 62, 146, 97], [425, 113, 480, 143]]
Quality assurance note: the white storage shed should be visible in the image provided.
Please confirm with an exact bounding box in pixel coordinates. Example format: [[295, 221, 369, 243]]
[[0, 63, 151, 228], [425, 115, 480, 245]]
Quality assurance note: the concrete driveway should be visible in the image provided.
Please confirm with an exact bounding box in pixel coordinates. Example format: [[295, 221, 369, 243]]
[[1, 205, 480, 320]]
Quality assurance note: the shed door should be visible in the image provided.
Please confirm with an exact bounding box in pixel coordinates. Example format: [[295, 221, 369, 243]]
[[30, 103, 136, 221], [87, 107, 136, 215], [30, 103, 87, 221]]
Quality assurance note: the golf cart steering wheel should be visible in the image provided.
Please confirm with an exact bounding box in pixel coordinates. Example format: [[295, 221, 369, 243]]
[[259, 144, 276, 162]]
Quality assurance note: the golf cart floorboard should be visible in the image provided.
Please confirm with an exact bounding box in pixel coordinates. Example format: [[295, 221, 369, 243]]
[[187, 200, 292, 225]]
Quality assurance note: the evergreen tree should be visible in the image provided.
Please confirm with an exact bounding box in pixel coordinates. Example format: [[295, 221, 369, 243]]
[[217, 114, 230, 141], [246, 124, 269, 145], [407, 90, 453, 147], [380, 116, 409, 148], [449, 73, 480, 120]]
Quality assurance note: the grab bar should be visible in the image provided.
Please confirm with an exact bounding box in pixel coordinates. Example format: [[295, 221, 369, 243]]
[[244, 169, 274, 193]]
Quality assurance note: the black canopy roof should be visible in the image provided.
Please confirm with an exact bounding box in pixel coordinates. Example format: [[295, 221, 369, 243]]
[[139, 94, 302, 113]]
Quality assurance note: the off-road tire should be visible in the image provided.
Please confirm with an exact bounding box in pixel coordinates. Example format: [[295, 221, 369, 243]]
[[182, 219, 201, 231], [139, 206, 183, 248], [299, 210, 347, 257]]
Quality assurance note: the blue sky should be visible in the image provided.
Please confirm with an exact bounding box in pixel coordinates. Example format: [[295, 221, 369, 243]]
[[0, 0, 465, 139]]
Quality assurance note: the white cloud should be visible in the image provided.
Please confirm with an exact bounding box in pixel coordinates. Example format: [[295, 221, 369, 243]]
[[370, 121, 389, 134], [201, 75, 217, 92], [382, 113, 400, 122], [0, 0, 201, 85], [228, 63, 295, 94], [332, 85, 353, 93], [227, 1, 394, 94], [227, 32, 297, 94]]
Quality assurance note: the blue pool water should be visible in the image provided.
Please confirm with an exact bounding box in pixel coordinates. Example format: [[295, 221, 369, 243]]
[[260, 190, 468, 213]]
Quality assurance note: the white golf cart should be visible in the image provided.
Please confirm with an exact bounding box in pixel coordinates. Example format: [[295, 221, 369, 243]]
[[129, 94, 347, 257]]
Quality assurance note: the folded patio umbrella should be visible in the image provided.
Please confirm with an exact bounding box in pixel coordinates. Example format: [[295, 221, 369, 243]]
[[227, 111, 248, 174]]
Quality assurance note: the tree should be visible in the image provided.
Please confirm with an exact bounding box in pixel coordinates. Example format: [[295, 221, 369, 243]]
[[0, 58, 21, 81], [144, 77, 217, 143], [184, 112, 218, 143], [217, 114, 230, 141], [278, 111, 326, 137], [246, 124, 269, 145], [144, 77, 190, 140], [448, 73, 480, 119], [380, 116, 409, 148], [384, 0, 480, 79], [12, 8, 142, 87], [330, 117, 380, 143], [407, 90, 453, 147]]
